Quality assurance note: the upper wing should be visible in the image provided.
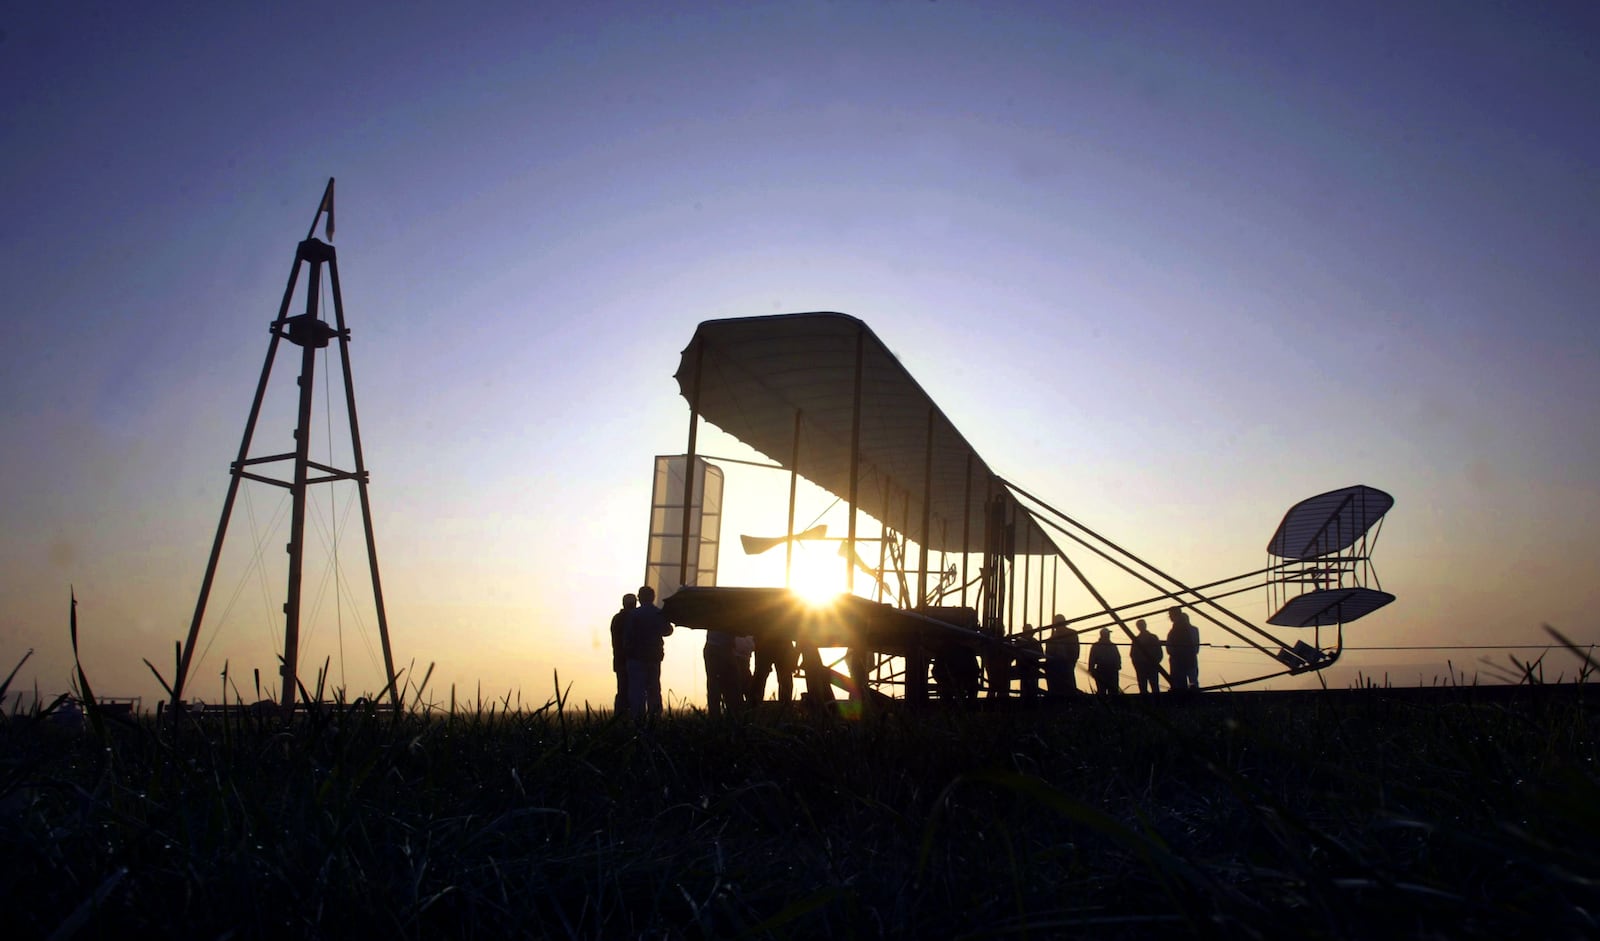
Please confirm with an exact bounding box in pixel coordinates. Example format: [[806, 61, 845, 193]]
[[1266, 484, 1394, 560], [676, 312, 1050, 553]]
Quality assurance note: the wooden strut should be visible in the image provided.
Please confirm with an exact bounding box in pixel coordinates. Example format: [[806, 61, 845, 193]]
[[785, 410, 801, 589], [917, 407, 934, 608], [959, 452, 972, 608], [279, 252, 324, 711], [844, 327, 867, 699], [1007, 498, 1017, 635], [325, 251, 401, 714], [979, 477, 996, 632], [896, 490, 911, 606], [876, 480, 892, 604], [845, 327, 864, 594], [1022, 511, 1031, 630], [677, 341, 704, 593]]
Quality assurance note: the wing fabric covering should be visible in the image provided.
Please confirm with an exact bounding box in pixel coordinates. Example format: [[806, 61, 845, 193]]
[[675, 312, 1051, 553], [1266, 485, 1394, 561], [1267, 587, 1396, 627]]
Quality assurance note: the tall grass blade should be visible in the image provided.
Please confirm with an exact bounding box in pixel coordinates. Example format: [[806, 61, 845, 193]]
[[408, 661, 436, 714], [1545, 624, 1598, 678], [68, 587, 105, 739], [142, 658, 175, 700], [0, 648, 33, 705]]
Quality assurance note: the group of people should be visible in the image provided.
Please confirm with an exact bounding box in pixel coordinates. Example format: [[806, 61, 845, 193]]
[[992, 608, 1202, 697], [1080, 607, 1202, 695], [609, 587, 814, 718], [610, 587, 1206, 713], [704, 630, 811, 716], [607, 586, 673, 718], [962, 606, 1203, 699]]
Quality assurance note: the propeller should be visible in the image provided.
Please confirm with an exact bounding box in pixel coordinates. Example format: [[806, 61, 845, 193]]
[[838, 540, 893, 598], [740, 524, 828, 555]]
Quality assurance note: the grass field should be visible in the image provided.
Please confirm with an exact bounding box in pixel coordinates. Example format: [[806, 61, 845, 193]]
[[4, 672, 1598, 940]]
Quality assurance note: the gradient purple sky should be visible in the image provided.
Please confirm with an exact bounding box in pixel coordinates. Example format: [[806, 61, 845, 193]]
[[3, 1, 1597, 707]]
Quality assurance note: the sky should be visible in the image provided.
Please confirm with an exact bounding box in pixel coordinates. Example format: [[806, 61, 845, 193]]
[[2, 0, 1597, 711]]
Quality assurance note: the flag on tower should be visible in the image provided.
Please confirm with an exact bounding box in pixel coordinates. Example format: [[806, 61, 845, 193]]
[[319, 178, 335, 241]]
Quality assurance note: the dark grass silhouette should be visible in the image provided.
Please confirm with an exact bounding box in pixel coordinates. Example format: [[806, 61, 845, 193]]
[[2, 621, 1597, 939]]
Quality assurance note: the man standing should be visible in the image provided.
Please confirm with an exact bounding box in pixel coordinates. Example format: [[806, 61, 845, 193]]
[[626, 585, 673, 718], [1044, 614, 1080, 696], [1130, 618, 1164, 695], [1087, 628, 1121, 695], [609, 592, 637, 713], [1166, 607, 1199, 692], [703, 630, 740, 717], [1184, 613, 1202, 689], [750, 633, 798, 706]]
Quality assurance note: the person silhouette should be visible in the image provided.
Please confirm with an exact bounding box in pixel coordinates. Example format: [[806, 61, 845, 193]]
[[703, 629, 741, 717], [1087, 628, 1121, 695], [1166, 607, 1200, 692], [626, 585, 673, 717], [749, 633, 799, 706], [934, 644, 980, 704], [608, 592, 636, 712], [1130, 618, 1164, 695], [1044, 614, 1081, 696]]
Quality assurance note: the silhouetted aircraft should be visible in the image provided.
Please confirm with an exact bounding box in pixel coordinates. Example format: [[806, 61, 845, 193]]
[[651, 312, 1392, 703]]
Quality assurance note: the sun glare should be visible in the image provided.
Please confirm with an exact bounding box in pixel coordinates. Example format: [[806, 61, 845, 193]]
[[789, 546, 846, 607]]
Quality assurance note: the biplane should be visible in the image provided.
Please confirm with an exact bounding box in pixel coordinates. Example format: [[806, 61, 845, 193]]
[[649, 312, 1394, 703]]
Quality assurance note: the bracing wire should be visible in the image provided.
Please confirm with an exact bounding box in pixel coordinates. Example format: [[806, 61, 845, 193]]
[[194, 484, 290, 679], [242, 481, 283, 652], [302, 488, 383, 681], [1004, 479, 1286, 656], [332, 550, 384, 674], [801, 495, 842, 535], [300, 490, 339, 656]]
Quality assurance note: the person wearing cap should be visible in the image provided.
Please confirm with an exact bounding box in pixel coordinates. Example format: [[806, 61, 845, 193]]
[[1043, 613, 1080, 696], [1087, 628, 1122, 695]]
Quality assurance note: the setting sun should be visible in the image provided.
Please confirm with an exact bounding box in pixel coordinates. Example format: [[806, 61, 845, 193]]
[[788, 543, 848, 607]]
